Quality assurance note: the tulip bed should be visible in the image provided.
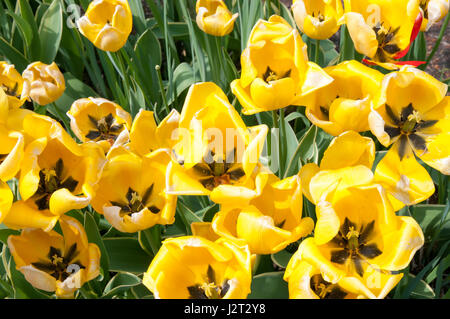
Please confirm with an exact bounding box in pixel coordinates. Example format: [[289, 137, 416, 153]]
[[0, 0, 448, 300]]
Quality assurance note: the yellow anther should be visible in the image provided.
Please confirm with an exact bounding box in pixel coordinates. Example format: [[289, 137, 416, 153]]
[[42, 168, 57, 182], [201, 282, 220, 299], [346, 226, 360, 240], [407, 110, 421, 123], [130, 192, 142, 205], [317, 283, 332, 299], [266, 71, 279, 82], [98, 117, 107, 126], [51, 254, 63, 265]]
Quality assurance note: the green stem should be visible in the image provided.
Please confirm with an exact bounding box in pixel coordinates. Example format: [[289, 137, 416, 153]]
[[425, 12, 450, 68], [315, 39, 320, 65], [155, 65, 170, 115], [278, 109, 286, 177]]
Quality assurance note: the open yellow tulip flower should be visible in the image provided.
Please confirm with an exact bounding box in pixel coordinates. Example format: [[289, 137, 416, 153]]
[[342, 0, 423, 69], [7, 215, 100, 298], [292, 0, 343, 40], [419, 0, 449, 31], [166, 82, 268, 204], [143, 236, 252, 299], [91, 147, 176, 233], [212, 173, 314, 255], [0, 62, 27, 109], [77, 0, 133, 52], [22, 62, 65, 106], [196, 0, 238, 37], [296, 183, 423, 288], [299, 130, 376, 204], [284, 258, 403, 299], [369, 66, 449, 208], [230, 15, 333, 115], [303, 60, 384, 136], [3, 113, 105, 232], [67, 97, 132, 152], [128, 108, 180, 157]]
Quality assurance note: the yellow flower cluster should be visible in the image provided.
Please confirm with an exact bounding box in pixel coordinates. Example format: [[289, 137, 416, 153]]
[[0, 0, 447, 300]]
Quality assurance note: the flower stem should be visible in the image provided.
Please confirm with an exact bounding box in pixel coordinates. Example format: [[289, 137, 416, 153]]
[[315, 39, 321, 65], [155, 65, 170, 115], [424, 12, 450, 68]]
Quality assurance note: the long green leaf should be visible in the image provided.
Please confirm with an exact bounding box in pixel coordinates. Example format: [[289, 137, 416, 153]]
[[38, 0, 63, 63]]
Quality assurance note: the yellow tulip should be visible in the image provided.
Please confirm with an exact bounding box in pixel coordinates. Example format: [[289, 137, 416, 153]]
[[284, 259, 403, 299], [230, 15, 333, 115], [292, 0, 343, 40], [0, 62, 27, 108], [299, 130, 376, 204], [91, 147, 176, 233], [77, 0, 132, 52], [342, 0, 423, 68], [212, 172, 314, 255], [191, 222, 221, 242], [303, 60, 384, 136], [22, 62, 65, 106], [196, 0, 238, 36], [369, 66, 449, 207], [0, 180, 13, 223], [143, 236, 252, 299], [3, 113, 106, 231], [67, 97, 132, 152], [128, 108, 180, 156], [296, 183, 423, 287], [7, 215, 100, 298], [166, 82, 268, 204], [419, 0, 449, 31], [0, 126, 24, 182]]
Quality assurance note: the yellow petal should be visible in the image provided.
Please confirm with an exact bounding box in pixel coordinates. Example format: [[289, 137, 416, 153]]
[[375, 143, 435, 206], [320, 131, 375, 170]]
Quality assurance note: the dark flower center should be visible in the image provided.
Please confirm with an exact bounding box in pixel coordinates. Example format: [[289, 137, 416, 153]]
[[187, 265, 231, 299], [311, 11, 325, 22], [373, 22, 401, 62], [310, 274, 348, 299], [263, 66, 291, 83], [384, 103, 437, 159], [85, 113, 123, 143], [34, 158, 79, 210], [329, 218, 382, 277], [1, 82, 20, 98], [31, 244, 85, 282], [192, 149, 245, 191], [420, 0, 429, 19], [110, 185, 160, 215]]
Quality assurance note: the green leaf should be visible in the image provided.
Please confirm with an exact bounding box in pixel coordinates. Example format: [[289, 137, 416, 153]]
[[6, 10, 33, 51], [202, 204, 220, 222], [102, 272, 142, 299], [0, 229, 19, 245], [166, 63, 197, 105], [403, 274, 436, 299], [271, 249, 294, 269], [133, 29, 161, 103], [410, 205, 450, 242], [83, 212, 110, 277], [103, 238, 151, 274], [49, 72, 97, 119], [0, 35, 29, 71], [248, 272, 289, 299], [284, 125, 318, 178], [38, 0, 63, 63]]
